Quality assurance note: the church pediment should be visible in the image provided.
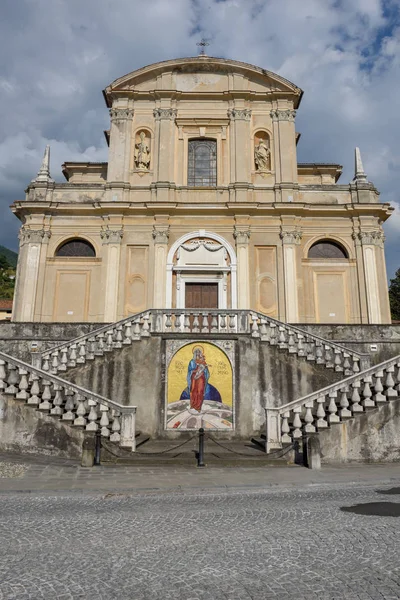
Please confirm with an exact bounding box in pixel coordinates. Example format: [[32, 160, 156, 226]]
[[103, 57, 302, 106]]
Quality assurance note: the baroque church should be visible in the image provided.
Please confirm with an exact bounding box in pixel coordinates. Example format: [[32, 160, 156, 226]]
[[1, 55, 399, 464]]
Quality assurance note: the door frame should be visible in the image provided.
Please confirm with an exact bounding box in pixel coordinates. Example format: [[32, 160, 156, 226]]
[[177, 273, 226, 309]]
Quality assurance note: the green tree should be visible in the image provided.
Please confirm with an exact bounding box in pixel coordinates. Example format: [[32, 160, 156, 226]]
[[389, 268, 400, 321], [0, 254, 9, 270]]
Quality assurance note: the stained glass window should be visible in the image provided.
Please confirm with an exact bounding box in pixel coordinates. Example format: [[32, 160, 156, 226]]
[[56, 239, 96, 257], [308, 241, 348, 259], [188, 139, 217, 187]]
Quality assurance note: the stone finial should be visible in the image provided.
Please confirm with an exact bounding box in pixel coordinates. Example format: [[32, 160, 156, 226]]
[[353, 147, 368, 182], [32, 146, 54, 184]]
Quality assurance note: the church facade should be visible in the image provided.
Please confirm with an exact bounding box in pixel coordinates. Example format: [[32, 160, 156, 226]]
[[11, 56, 393, 324]]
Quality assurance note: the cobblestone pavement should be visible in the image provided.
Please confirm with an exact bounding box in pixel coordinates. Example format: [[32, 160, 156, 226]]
[[1, 479, 400, 599]]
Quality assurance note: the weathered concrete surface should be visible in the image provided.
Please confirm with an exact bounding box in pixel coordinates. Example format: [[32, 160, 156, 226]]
[[319, 399, 400, 463], [0, 394, 84, 459], [299, 324, 400, 364]]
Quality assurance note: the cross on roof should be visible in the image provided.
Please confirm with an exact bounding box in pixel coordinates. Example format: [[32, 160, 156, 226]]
[[197, 38, 210, 56]]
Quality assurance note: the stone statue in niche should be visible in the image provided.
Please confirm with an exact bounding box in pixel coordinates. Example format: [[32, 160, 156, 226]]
[[254, 137, 270, 171], [134, 131, 151, 170]]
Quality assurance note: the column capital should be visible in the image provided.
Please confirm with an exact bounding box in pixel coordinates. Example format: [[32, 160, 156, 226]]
[[153, 108, 177, 121], [19, 227, 51, 245], [152, 225, 170, 244], [280, 229, 302, 245], [270, 109, 296, 122], [228, 108, 252, 121], [233, 226, 251, 245], [355, 230, 385, 248], [100, 227, 123, 244], [109, 107, 134, 123]]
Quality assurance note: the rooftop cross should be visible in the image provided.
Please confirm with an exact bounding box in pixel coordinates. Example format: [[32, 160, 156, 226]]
[[197, 38, 210, 56]]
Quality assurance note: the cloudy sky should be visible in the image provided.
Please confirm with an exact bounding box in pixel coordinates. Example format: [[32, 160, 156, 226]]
[[0, 0, 399, 278]]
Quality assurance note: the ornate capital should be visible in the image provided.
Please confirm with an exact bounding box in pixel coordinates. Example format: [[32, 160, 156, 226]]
[[356, 230, 385, 248], [152, 226, 170, 244], [270, 109, 296, 122], [100, 227, 123, 244], [109, 107, 134, 123], [228, 108, 252, 121], [19, 227, 51, 245], [153, 108, 177, 121], [233, 226, 251, 245], [280, 230, 302, 245]]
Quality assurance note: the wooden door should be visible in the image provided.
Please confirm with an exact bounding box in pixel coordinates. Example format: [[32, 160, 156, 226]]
[[185, 283, 218, 309]]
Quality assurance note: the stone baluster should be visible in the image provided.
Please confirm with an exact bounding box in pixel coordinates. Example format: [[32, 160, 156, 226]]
[[27, 373, 40, 406], [210, 313, 218, 333], [192, 313, 200, 333], [132, 320, 141, 340], [324, 346, 334, 369], [73, 395, 87, 426], [87, 338, 95, 360], [100, 404, 110, 437], [95, 333, 106, 354], [384, 365, 397, 399], [327, 391, 340, 424], [42, 356, 50, 372], [281, 411, 291, 443], [16, 368, 29, 401], [60, 348, 68, 371], [219, 314, 227, 333], [123, 322, 132, 345], [5, 365, 19, 395], [50, 384, 64, 416], [115, 325, 123, 348], [184, 314, 191, 333], [229, 314, 236, 332], [259, 318, 268, 341], [361, 375, 374, 409], [105, 331, 114, 351], [352, 357, 360, 373], [292, 406, 303, 439], [373, 370, 386, 403], [350, 380, 363, 413], [68, 345, 77, 367], [165, 313, 172, 332], [39, 380, 53, 411], [0, 359, 6, 390], [141, 313, 150, 337], [343, 354, 351, 375], [316, 395, 328, 428], [288, 330, 296, 354], [315, 341, 324, 364], [297, 333, 305, 357], [86, 399, 98, 431], [110, 410, 121, 442], [278, 326, 287, 349], [62, 390, 76, 421], [334, 350, 343, 372], [77, 341, 86, 364], [306, 337, 316, 362], [200, 312, 209, 333], [251, 314, 260, 338], [304, 400, 316, 433], [175, 313, 182, 331], [51, 351, 59, 374], [269, 323, 277, 346], [339, 386, 352, 419]]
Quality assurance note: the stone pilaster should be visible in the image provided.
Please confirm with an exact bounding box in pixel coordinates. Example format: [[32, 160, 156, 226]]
[[107, 107, 134, 183], [101, 227, 123, 322], [228, 109, 252, 184], [280, 229, 301, 323], [234, 225, 251, 309], [270, 109, 297, 189], [153, 108, 177, 184], [152, 225, 170, 308], [356, 230, 384, 324]]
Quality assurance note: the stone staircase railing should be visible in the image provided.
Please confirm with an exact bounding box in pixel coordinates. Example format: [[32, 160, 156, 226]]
[[265, 355, 400, 453], [39, 309, 369, 377], [0, 351, 137, 450]]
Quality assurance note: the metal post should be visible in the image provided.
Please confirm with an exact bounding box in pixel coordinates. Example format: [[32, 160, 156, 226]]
[[94, 429, 101, 466], [197, 427, 205, 467]]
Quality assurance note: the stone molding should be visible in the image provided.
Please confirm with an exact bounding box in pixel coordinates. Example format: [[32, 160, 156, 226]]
[[109, 108, 134, 123], [228, 108, 252, 121], [355, 230, 385, 248], [233, 226, 251, 245], [152, 226, 170, 244], [153, 108, 178, 121], [100, 227, 124, 244], [280, 230, 302, 245], [19, 227, 51, 245], [270, 109, 296, 122]]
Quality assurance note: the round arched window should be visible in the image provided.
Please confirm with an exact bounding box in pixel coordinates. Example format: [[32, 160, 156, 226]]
[[56, 239, 96, 258], [308, 241, 348, 259]]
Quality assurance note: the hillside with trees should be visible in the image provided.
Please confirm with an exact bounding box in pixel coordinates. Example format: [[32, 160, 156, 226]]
[[0, 247, 17, 299]]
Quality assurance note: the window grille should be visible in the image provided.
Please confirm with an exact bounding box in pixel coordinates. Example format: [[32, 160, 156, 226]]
[[188, 139, 217, 187], [56, 239, 96, 258], [308, 241, 348, 259]]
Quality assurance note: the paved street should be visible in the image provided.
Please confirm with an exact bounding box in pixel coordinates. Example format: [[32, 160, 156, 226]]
[[1, 458, 400, 599]]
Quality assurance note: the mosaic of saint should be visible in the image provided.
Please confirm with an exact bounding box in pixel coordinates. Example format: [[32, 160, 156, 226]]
[[166, 342, 233, 430]]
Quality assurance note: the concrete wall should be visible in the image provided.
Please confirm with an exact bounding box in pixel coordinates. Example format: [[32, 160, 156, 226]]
[[319, 399, 400, 464], [0, 393, 83, 459]]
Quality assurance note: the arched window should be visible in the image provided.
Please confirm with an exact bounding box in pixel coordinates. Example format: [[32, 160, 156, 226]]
[[308, 240, 348, 259], [188, 139, 217, 187], [56, 239, 96, 258]]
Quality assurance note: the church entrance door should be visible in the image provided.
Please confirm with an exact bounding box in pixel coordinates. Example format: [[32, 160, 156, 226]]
[[185, 283, 218, 309]]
